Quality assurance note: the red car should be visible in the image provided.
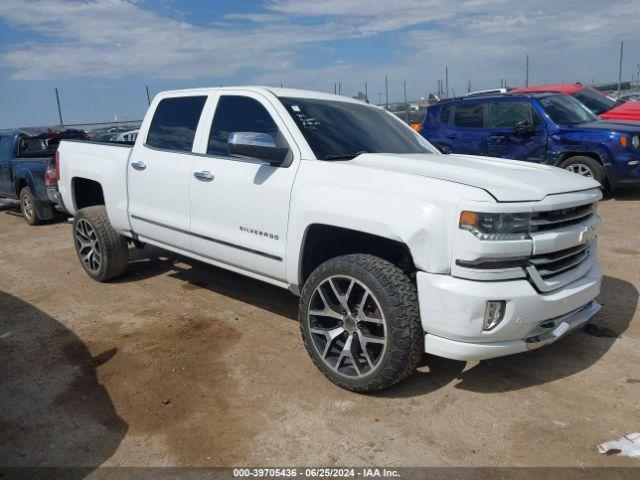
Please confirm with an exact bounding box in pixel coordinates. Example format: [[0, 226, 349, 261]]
[[511, 83, 640, 122]]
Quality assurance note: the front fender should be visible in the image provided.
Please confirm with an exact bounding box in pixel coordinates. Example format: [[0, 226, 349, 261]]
[[285, 184, 455, 287], [548, 133, 614, 167]]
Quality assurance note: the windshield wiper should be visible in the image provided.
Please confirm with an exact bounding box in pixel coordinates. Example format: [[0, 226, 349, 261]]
[[323, 151, 368, 161]]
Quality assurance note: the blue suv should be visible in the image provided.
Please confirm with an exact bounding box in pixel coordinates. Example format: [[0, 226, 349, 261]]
[[419, 92, 640, 190]]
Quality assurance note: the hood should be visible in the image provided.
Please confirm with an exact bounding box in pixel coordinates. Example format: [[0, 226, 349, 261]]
[[575, 120, 640, 133], [347, 153, 600, 202], [601, 101, 640, 122]]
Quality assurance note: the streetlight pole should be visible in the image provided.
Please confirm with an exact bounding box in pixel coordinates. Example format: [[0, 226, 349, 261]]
[[385, 75, 389, 109], [445, 67, 449, 98], [403, 80, 408, 122], [617, 41, 624, 98], [55, 88, 64, 126]]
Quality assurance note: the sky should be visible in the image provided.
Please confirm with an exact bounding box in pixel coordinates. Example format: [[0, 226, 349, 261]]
[[1, 0, 639, 128]]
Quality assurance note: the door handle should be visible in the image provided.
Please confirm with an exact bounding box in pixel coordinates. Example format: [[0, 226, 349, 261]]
[[446, 133, 460, 139], [194, 171, 214, 182], [131, 161, 147, 171]]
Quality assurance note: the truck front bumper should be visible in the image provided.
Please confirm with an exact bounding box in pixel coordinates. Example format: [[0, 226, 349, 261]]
[[416, 264, 602, 361]]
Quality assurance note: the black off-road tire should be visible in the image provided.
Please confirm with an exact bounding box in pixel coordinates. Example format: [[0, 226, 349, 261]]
[[559, 156, 606, 185], [20, 186, 46, 226], [73, 206, 129, 282], [299, 254, 423, 392]]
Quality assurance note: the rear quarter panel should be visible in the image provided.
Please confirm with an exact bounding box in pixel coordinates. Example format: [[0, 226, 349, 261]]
[[11, 157, 54, 202], [58, 141, 133, 232]]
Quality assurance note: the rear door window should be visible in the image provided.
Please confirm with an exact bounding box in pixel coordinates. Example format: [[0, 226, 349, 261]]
[[146, 96, 207, 152], [0, 135, 13, 158], [453, 103, 487, 128], [489, 102, 543, 128], [439, 105, 452, 125]]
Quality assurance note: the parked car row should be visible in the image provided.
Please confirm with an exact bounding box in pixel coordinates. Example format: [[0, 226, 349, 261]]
[[51, 86, 603, 392], [418, 89, 640, 190], [511, 83, 640, 122], [0, 129, 88, 224], [0, 127, 141, 224]]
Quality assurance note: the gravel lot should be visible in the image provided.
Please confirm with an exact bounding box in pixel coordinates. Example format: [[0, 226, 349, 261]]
[[0, 193, 639, 470]]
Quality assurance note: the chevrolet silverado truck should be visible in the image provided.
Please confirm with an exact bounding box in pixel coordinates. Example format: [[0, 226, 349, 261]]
[[57, 87, 603, 392]]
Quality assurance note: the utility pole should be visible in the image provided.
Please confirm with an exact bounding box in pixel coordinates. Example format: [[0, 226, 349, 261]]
[[384, 74, 389, 110], [365, 81, 368, 102], [617, 41, 624, 98], [525, 54, 529, 87], [334, 83, 337, 94], [403, 80, 408, 122], [445, 67, 449, 98], [467, 80, 471, 93], [54, 88, 64, 126], [338, 81, 342, 96], [145, 85, 151, 106]]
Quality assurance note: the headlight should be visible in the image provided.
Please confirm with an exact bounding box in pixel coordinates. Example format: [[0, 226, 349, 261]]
[[632, 135, 640, 149], [459, 211, 531, 240]]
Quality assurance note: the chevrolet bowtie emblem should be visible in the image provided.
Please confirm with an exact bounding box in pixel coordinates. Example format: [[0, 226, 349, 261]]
[[580, 225, 596, 244]]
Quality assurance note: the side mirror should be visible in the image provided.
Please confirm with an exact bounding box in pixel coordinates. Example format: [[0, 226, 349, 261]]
[[514, 120, 534, 136], [227, 132, 289, 165]]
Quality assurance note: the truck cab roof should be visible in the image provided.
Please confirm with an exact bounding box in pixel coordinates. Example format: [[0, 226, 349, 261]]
[[156, 85, 370, 106]]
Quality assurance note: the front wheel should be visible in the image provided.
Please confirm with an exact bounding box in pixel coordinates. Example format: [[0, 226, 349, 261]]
[[299, 254, 423, 392], [73, 206, 129, 282], [559, 156, 605, 185]]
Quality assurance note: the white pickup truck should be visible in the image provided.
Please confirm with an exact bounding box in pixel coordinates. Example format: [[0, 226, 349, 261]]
[[58, 86, 603, 392]]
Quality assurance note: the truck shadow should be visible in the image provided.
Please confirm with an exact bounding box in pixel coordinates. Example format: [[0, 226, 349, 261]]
[[122, 246, 299, 320], [0, 199, 19, 212], [0, 291, 127, 477], [382, 275, 637, 398], [0, 199, 69, 224], [119, 249, 636, 399], [602, 189, 640, 202]]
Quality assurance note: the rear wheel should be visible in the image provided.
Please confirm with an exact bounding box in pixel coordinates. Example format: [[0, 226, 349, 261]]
[[299, 254, 423, 392], [559, 156, 605, 185], [73, 206, 129, 282], [20, 186, 47, 225]]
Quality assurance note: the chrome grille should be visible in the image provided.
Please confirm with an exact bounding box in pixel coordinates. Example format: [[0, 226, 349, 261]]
[[531, 203, 596, 232], [529, 243, 590, 279]]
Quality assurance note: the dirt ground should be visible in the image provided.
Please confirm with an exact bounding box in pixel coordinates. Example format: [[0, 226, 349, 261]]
[[0, 192, 639, 470]]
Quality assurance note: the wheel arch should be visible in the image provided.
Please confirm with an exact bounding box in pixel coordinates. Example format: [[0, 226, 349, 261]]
[[296, 224, 416, 290], [72, 177, 105, 211], [554, 151, 604, 167], [14, 175, 33, 197]]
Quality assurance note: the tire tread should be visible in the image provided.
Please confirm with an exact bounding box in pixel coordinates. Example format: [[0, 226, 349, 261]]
[[73, 206, 128, 282], [299, 254, 423, 392]]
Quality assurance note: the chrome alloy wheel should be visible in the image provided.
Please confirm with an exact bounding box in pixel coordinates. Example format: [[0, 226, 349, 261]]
[[75, 219, 102, 273], [308, 275, 387, 378], [565, 163, 594, 178], [21, 192, 34, 221]]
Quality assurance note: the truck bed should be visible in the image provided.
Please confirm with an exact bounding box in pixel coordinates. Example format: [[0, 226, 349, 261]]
[[58, 139, 133, 231]]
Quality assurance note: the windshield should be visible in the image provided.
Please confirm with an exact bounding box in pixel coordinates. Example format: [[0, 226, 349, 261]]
[[279, 97, 435, 160], [538, 95, 599, 125], [572, 87, 618, 115]]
